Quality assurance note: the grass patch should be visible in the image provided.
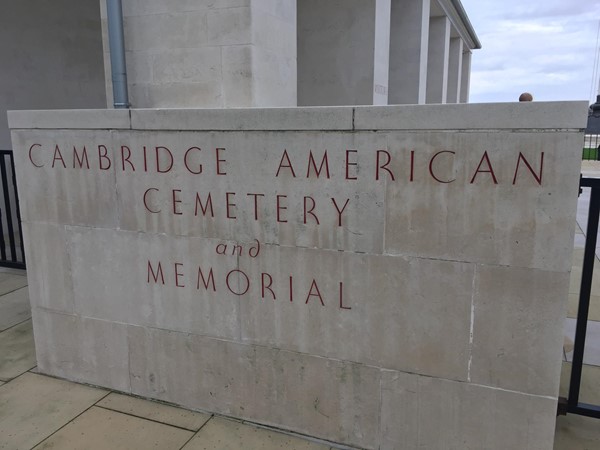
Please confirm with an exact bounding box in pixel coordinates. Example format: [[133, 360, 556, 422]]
[[583, 148, 599, 160]]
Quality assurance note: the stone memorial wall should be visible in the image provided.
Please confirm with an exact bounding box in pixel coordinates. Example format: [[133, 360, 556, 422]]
[[9, 102, 588, 449]]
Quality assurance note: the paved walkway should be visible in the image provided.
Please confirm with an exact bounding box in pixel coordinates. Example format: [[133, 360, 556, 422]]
[[2, 164, 600, 448]]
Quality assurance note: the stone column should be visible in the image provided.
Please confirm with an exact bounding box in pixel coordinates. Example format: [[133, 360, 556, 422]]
[[388, 0, 430, 105], [460, 49, 472, 103], [446, 37, 463, 103], [101, 0, 297, 108], [426, 16, 450, 104], [297, 0, 391, 106]]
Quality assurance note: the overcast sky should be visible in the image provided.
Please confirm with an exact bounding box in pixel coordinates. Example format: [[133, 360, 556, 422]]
[[460, 0, 600, 104]]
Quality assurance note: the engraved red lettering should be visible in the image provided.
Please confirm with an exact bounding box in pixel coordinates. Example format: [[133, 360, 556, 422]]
[[248, 239, 261, 258], [143, 188, 161, 213], [303, 196, 320, 225], [216, 243, 227, 255], [305, 279, 325, 305], [331, 198, 350, 227], [226, 269, 250, 296], [184, 147, 202, 174], [226, 192, 236, 219], [470, 151, 498, 184], [376, 150, 395, 180], [156, 146, 174, 173], [98, 145, 111, 170], [339, 282, 351, 310], [172, 189, 182, 215], [307, 150, 330, 178], [512, 152, 544, 185], [195, 193, 214, 217], [197, 267, 216, 291], [73, 146, 90, 169], [28, 144, 44, 167], [143, 146, 148, 172], [429, 151, 456, 183], [277, 195, 288, 223], [261, 273, 276, 300], [216, 148, 227, 175], [345, 150, 358, 180], [52, 145, 66, 168], [120, 145, 135, 171], [275, 149, 296, 177], [174, 262, 185, 287], [147, 260, 165, 284], [247, 193, 264, 221]]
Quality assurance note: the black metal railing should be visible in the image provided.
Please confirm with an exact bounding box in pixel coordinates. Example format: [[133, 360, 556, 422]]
[[0, 150, 25, 269], [565, 176, 600, 418]]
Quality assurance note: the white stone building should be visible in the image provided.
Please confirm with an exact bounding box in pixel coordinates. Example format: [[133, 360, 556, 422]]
[[0, 0, 479, 149]]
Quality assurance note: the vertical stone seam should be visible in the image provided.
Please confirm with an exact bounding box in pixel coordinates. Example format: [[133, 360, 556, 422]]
[[126, 324, 133, 393], [64, 224, 76, 315], [351, 107, 355, 131], [467, 264, 477, 382]]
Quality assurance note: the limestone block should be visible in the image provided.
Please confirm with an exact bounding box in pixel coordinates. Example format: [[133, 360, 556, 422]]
[[129, 107, 354, 131], [67, 227, 241, 341], [123, 12, 208, 52], [32, 309, 130, 392], [382, 130, 582, 272], [22, 222, 74, 313], [121, 0, 215, 17], [7, 109, 130, 130], [128, 324, 381, 449], [221, 45, 254, 107], [470, 264, 570, 396], [354, 101, 590, 130], [152, 48, 221, 85], [380, 370, 557, 450], [238, 244, 474, 380], [207, 7, 252, 46], [113, 130, 387, 254], [251, 47, 297, 107], [131, 81, 224, 109], [10, 130, 119, 227]]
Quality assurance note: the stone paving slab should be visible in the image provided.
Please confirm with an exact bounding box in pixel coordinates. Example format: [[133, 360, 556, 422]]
[[33, 406, 194, 450], [0, 272, 28, 296], [97, 392, 212, 431], [554, 415, 600, 450], [0, 286, 31, 331], [560, 362, 600, 406], [181, 417, 331, 450], [0, 372, 108, 450], [0, 319, 36, 381]]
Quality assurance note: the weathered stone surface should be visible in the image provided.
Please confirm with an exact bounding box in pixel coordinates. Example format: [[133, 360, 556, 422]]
[[11, 129, 119, 226], [470, 264, 570, 396], [239, 244, 473, 380], [68, 227, 241, 341], [380, 370, 557, 450], [112, 130, 387, 254], [383, 130, 582, 272], [32, 309, 130, 392], [9, 103, 587, 448], [128, 325, 381, 449], [0, 271, 28, 296], [22, 222, 73, 313]]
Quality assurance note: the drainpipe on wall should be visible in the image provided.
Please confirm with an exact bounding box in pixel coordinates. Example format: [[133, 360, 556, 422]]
[[106, 0, 130, 108]]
